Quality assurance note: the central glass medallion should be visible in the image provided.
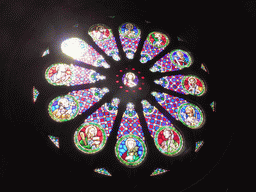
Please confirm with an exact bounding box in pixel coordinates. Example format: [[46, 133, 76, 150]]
[[122, 72, 139, 88]]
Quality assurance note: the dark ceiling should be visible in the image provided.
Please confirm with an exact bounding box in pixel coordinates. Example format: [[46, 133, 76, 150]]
[[1, 0, 248, 191]]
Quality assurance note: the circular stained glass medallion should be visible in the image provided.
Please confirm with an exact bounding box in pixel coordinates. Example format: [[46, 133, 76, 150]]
[[45, 63, 72, 86], [178, 103, 204, 129], [122, 72, 139, 88], [48, 95, 79, 122], [74, 122, 107, 154], [182, 75, 206, 96], [115, 134, 147, 167], [170, 49, 192, 68]]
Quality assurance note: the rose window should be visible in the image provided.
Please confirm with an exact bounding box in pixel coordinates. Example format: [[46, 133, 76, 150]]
[[34, 21, 215, 176]]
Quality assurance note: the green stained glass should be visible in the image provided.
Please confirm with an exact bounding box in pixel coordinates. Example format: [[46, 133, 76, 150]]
[[74, 122, 107, 154], [33, 86, 39, 103], [48, 95, 79, 122], [48, 135, 59, 148], [150, 168, 169, 176], [154, 126, 183, 156], [94, 168, 111, 176], [210, 101, 216, 112], [195, 141, 204, 152]]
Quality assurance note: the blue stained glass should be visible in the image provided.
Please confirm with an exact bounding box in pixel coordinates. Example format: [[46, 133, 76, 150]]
[[42, 22, 209, 172]]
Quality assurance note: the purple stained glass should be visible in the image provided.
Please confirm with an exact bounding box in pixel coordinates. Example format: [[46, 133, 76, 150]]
[[45, 63, 106, 86], [88, 24, 120, 61], [68, 87, 109, 115], [141, 100, 173, 138], [61, 37, 110, 68], [117, 103, 144, 140], [154, 75, 206, 96], [151, 92, 187, 120], [140, 32, 169, 63], [83, 98, 120, 137], [119, 23, 141, 59]]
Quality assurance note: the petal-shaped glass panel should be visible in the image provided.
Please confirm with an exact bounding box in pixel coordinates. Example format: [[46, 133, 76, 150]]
[[61, 37, 110, 68], [154, 75, 206, 96], [45, 63, 106, 86], [119, 22, 141, 59], [88, 24, 120, 61], [115, 103, 147, 167], [142, 100, 183, 156], [140, 32, 169, 63], [149, 49, 192, 72], [48, 88, 109, 122], [74, 98, 120, 154], [68, 87, 109, 115], [151, 92, 204, 129], [141, 100, 173, 137]]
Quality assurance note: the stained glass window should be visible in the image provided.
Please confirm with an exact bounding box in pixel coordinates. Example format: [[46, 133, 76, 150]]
[[88, 24, 120, 61], [94, 168, 112, 176], [115, 103, 147, 167], [61, 37, 110, 68], [42, 48, 49, 57], [150, 49, 192, 72], [195, 141, 204, 152], [154, 75, 206, 96], [48, 135, 59, 148], [33, 86, 39, 103], [140, 32, 169, 63], [36, 21, 213, 176], [150, 168, 169, 176], [74, 98, 119, 154], [45, 63, 106, 86], [119, 22, 141, 59], [210, 101, 216, 112]]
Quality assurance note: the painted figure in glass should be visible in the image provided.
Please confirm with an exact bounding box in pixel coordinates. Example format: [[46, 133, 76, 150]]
[[52, 97, 77, 120], [49, 64, 71, 85], [91, 25, 110, 41], [159, 128, 179, 152], [183, 76, 204, 96], [123, 23, 137, 38], [122, 137, 140, 162], [172, 51, 189, 66], [122, 72, 138, 88], [150, 32, 166, 47], [79, 125, 101, 150], [180, 105, 199, 127]]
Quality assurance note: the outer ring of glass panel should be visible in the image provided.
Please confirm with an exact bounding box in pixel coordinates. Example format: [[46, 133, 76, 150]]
[[119, 22, 141, 38], [74, 122, 107, 154], [48, 95, 79, 122], [181, 75, 206, 96], [88, 24, 113, 41], [147, 32, 169, 48], [115, 134, 147, 167], [154, 125, 183, 156], [177, 103, 204, 129], [45, 63, 73, 86], [170, 49, 192, 68]]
